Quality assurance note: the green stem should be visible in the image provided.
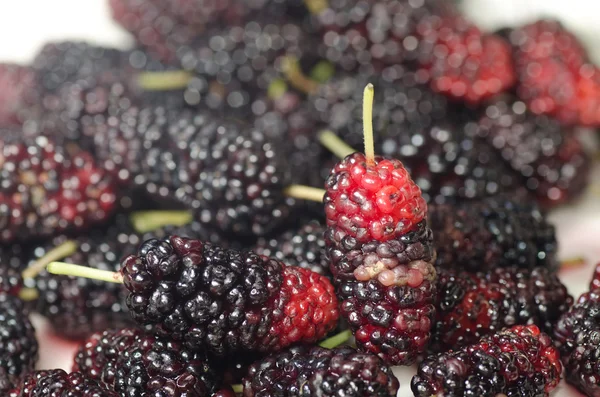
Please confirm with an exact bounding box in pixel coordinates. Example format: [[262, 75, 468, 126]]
[[18, 288, 39, 301], [129, 210, 193, 234], [318, 130, 356, 159], [231, 384, 243, 394], [22, 240, 78, 279], [304, 0, 328, 14], [310, 61, 335, 83], [284, 185, 326, 203], [281, 56, 319, 95], [137, 70, 194, 91], [47, 262, 124, 284], [319, 330, 353, 349]]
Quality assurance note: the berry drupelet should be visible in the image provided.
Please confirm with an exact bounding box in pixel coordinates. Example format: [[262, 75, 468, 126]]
[[324, 84, 435, 365], [0, 293, 38, 395], [432, 267, 572, 352], [474, 97, 591, 205], [13, 369, 117, 397], [429, 196, 558, 272], [412, 325, 562, 397], [114, 332, 219, 396], [555, 290, 600, 396], [243, 345, 399, 396], [73, 327, 142, 389], [509, 19, 600, 126], [254, 219, 330, 277], [0, 134, 117, 242]]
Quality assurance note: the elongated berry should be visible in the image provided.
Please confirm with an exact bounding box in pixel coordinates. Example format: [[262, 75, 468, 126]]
[[412, 325, 562, 397]]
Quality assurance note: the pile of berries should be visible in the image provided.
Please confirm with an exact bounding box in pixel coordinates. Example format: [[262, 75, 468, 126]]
[[0, 0, 599, 395]]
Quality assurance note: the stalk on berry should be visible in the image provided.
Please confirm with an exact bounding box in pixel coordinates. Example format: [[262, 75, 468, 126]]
[[47, 235, 340, 356], [321, 83, 435, 365]]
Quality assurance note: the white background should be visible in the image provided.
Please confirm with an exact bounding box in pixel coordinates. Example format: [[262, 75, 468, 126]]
[[1, 1, 598, 396]]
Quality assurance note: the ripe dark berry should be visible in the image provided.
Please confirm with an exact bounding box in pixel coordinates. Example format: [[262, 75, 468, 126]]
[[412, 325, 562, 397], [114, 333, 219, 396], [311, 69, 522, 204], [0, 294, 38, 395], [178, 17, 319, 118], [0, 134, 117, 242], [325, 150, 435, 364], [315, 0, 453, 74], [73, 327, 142, 389], [33, 216, 137, 339], [432, 267, 572, 352], [32, 41, 125, 95], [416, 15, 515, 103], [243, 345, 399, 396], [254, 219, 330, 277], [429, 196, 558, 273], [95, 106, 294, 237], [510, 19, 600, 126], [474, 97, 591, 205], [121, 236, 339, 355], [14, 369, 117, 397], [555, 291, 600, 396], [34, 213, 224, 340]]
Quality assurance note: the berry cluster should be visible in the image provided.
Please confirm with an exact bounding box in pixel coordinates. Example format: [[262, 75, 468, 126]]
[[1, 0, 598, 395]]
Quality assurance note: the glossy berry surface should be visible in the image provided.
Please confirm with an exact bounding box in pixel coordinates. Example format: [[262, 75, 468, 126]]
[[254, 219, 330, 277], [432, 267, 572, 352], [114, 333, 218, 396], [311, 70, 523, 205], [0, 294, 38, 395], [315, 0, 453, 74], [73, 328, 142, 389], [474, 97, 590, 205], [325, 151, 435, 364], [0, 134, 117, 242], [94, 106, 294, 237], [243, 345, 399, 396], [324, 152, 427, 243], [15, 369, 117, 397], [412, 325, 562, 397], [429, 196, 558, 273], [121, 236, 339, 355], [555, 291, 600, 396]]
